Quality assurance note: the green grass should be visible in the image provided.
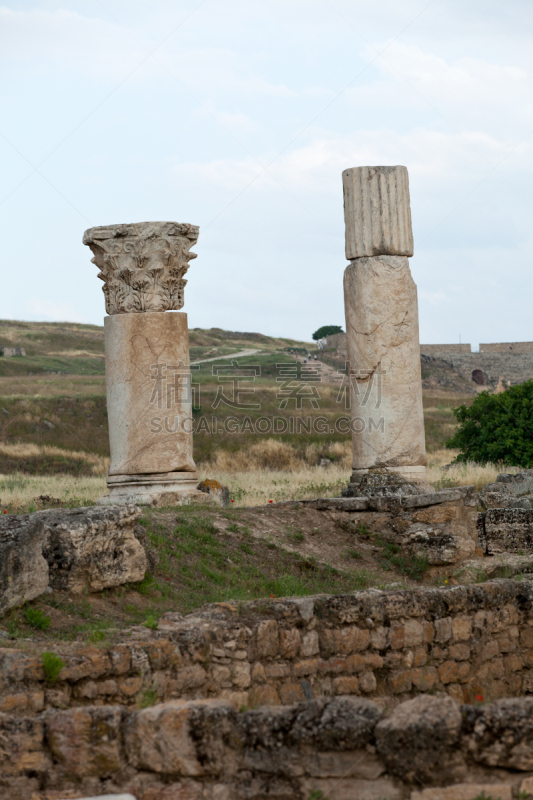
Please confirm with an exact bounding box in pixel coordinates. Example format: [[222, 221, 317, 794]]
[[137, 507, 376, 612], [377, 541, 430, 581], [144, 614, 159, 630], [346, 548, 363, 560], [42, 651, 65, 683], [24, 607, 51, 631], [139, 688, 158, 708]]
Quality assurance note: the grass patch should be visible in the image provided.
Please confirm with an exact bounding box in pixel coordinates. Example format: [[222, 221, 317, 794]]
[[139, 688, 158, 708], [24, 606, 51, 631], [42, 651, 65, 683], [346, 548, 363, 560], [377, 541, 430, 582], [139, 507, 375, 612]]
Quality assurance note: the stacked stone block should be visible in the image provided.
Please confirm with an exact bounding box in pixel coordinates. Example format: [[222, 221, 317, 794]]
[[3, 578, 533, 719], [5, 585, 533, 797], [342, 165, 427, 487]]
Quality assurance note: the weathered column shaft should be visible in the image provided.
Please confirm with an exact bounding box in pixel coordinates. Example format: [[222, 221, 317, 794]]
[[105, 311, 196, 476], [343, 256, 426, 477], [342, 165, 427, 483]]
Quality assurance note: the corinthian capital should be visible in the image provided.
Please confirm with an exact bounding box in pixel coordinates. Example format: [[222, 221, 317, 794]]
[[83, 221, 199, 315]]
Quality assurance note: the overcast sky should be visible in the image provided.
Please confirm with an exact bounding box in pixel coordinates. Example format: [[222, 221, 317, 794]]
[[2, 0, 533, 347]]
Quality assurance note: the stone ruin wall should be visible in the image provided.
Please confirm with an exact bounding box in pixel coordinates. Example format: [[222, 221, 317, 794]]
[[424, 350, 533, 387], [7, 693, 533, 800], [325, 334, 533, 387], [480, 341, 533, 354], [4, 579, 533, 718], [6, 581, 533, 798], [420, 343, 472, 355]]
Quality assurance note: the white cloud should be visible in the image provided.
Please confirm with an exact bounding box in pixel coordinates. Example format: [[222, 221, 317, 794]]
[[25, 298, 89, 324], [354, 42, 533, 133], [0, 7, 295, 97], [192, 102, 258, 136]]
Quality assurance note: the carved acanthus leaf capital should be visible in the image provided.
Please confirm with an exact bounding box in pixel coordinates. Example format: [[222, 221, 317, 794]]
[[83, 221, 199, 315]]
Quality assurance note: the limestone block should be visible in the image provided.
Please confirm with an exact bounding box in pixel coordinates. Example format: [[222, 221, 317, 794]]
[[343, 256, 427, 475], [463, 697, 533, 770], [376, 695, 466, 784], [483, 508, 533, 554], [83, 220, 198, 315], [343, 165, 413, 258], [104, 311, 196, 477], [124, 699, 235, 775], [46, 706, 124, 777], [0, 712, 49, 775], [411, 785, 512, 800], [41, 506, 148, 592], [0, 514, 49, 615]]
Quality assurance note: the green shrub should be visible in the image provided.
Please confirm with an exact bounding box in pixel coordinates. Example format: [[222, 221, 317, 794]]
[[446, 381, 533, 466], [144, 615, 159, 630], [42, 651, 65, 683], [24, 607, 51, 631]]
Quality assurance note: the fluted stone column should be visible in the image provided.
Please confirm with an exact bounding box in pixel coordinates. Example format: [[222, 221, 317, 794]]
[[342, 166, 427, 486], [84, 221, 201, 505]]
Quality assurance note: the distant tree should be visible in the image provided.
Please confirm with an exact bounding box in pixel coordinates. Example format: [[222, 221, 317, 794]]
[[446, 380, 533, 466], [312, 325, 343, 341]]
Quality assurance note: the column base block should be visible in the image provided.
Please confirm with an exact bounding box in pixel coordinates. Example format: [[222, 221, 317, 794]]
[[343, 466, 433, 498], [97, 471, 210, 507]]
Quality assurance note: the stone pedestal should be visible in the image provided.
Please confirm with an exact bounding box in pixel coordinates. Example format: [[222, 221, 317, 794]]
[[84, 221, 204, 506], [342, 167, 427, 489]]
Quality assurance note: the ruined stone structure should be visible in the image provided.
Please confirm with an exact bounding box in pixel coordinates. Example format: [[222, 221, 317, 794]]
[[0, 346, 26, 357], [342, 165, 427, 487], [0, 506, 147, 613], [84, 222, 200, 505], [420, 343, 471, 355], [325, 335, 533, 389], [6, 582, 533, 798], [423, 348, 533, 388]]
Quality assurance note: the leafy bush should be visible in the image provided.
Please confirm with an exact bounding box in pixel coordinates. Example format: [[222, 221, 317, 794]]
[[312, 325, 343, 341], [446, 381, 533, 467], [24, 607, 51, 630], [42, 651, 65, 683]]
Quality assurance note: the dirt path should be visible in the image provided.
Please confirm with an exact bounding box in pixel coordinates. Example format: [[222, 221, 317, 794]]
[[191, 348, 261, 365]]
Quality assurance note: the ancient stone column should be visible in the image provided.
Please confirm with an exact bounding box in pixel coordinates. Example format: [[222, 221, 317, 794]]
[[342, 166, 427, 487], [83, 221, 200, 505]]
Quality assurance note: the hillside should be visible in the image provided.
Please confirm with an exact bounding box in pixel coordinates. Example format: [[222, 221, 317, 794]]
[[0, 318, 474, 478], [0, 318, 311, 377]]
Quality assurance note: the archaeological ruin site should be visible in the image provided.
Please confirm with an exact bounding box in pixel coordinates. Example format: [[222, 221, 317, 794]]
[[3, 165, 533, 800]]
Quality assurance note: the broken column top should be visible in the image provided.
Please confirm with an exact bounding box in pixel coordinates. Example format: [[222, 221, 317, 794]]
[[83, 221, 199, 315], [342, 165, 413, 260]]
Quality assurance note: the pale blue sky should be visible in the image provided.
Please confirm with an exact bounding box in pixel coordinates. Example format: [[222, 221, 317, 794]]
[[2, 0, 533, 346]]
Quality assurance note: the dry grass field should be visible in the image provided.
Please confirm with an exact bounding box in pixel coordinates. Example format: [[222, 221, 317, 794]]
[[0, 440, 516, 511], [0, 318, 512, 512]]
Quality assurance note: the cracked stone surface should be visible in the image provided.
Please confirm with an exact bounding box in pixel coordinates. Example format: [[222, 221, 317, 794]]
[[104, 311, 197, 478], [343, 254, 427, 477]]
